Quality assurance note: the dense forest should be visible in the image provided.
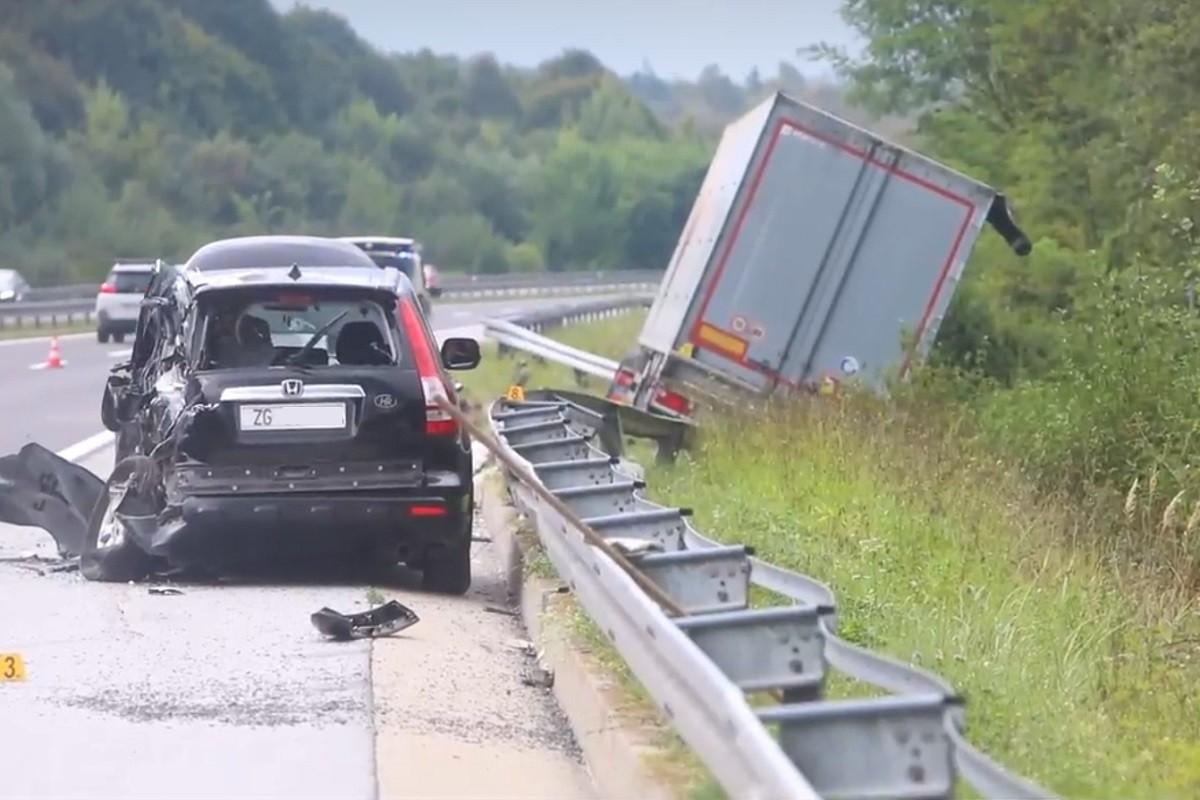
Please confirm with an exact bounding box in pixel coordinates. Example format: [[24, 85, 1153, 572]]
[[0, 0, 870, 287], [813, 0, 1200, 552]]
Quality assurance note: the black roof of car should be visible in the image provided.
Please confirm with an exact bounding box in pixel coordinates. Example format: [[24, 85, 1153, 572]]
[[184, 264, 413, 297], [183, 235, 379, 272]]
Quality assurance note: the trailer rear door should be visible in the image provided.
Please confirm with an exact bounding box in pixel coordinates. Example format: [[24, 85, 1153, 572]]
[[682, 97, 997, 391]]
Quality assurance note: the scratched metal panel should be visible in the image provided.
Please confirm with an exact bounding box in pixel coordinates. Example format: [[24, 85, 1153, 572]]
[[684, 119, 866, 391], [673, 92, 998, 392], [783, 153, 993, 389], [638, 95, 774, 355]]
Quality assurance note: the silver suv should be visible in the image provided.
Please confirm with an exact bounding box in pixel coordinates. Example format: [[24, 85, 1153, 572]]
[[95, 262, 154, 343], [0, 269, 29, 303]]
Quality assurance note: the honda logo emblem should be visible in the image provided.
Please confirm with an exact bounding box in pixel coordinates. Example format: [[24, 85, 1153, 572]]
[[281, 379, 304, 397]]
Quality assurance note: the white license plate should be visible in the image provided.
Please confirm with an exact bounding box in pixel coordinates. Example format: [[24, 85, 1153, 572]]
[[238, 402, 347, 431]]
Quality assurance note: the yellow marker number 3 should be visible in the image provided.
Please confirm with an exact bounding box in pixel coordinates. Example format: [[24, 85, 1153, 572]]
[[1, 653, 26, 682]]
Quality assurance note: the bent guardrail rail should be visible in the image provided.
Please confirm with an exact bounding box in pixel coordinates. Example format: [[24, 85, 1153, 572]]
[[486, 318, 619, 379], [482, 295, 651, 381], [483, 390, 1057, 800]]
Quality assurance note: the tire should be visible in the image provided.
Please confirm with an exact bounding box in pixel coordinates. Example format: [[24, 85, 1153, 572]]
[[113, 332, 126, 344], [419, 537, 472, 595], [79, 458, 156, 583], [97, 327, 110, 344], [114, 424, 139, 462]]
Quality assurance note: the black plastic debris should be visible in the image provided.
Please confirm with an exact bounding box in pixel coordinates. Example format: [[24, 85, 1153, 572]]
[[311, 600, 419, 641], [522, 665, 555, 689], [0, 443, 106, 558], [148, 587, 183, 596]]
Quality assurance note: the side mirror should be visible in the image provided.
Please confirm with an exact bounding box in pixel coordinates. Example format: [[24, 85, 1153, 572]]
[[440, 337, 481, 371], [101, 373, 140, 431], [100, 385, 120, 433]]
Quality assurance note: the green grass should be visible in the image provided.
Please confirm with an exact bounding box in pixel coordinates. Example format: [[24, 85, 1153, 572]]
[[470, 311, 1200, 798], [654, 399, 1200, 798]]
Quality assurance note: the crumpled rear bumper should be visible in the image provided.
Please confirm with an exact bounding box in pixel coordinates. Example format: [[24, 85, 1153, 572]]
[[135, 464, 471, 568], [0, 445, 473, 573], [147, 490, 467, 564]]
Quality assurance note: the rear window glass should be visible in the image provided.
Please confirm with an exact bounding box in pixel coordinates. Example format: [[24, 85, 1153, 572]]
[[109, 270, 153, 294], [199, 291, 402, 370]]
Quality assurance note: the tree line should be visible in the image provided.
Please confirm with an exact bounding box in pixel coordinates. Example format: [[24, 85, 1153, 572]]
[[815, 0, 1200, 538], [0, 0, 865, 287]]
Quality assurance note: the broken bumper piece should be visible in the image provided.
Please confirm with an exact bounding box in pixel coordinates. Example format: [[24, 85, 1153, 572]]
[[311, 600, 420, 641], [0, 443, 105, 558]]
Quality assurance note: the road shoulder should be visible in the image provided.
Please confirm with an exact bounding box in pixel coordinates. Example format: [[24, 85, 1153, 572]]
[[370, 468, 595, 800], [478, 467, 707, 800]]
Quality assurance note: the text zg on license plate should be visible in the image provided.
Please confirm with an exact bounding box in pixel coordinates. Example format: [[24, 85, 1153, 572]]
[[238, 402, 347, 431]]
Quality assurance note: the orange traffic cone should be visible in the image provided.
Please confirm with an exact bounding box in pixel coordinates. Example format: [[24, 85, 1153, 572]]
[[45, 335, 63, 369]]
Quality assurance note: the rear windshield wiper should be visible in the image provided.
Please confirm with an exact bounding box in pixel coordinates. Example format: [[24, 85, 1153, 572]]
[[284, 309, 350, 367]]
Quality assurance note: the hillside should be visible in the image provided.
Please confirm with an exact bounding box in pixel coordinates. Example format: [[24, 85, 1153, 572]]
[[624, 61, 914, 141], [0, 0, 884, 288]]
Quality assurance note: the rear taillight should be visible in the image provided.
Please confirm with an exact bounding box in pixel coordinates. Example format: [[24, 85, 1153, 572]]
[[397, 297, 457, 436], [98, 283, 116, 294], [409, 503, 446, 517], [652, 387, 692, 417], [612, 368, 635, 388]]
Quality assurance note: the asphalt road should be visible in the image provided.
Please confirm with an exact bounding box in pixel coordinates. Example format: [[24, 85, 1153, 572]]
[[0, 295, 607, 800]]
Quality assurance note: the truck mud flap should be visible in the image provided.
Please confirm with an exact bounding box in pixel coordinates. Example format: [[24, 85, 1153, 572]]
[[0, 443, 105, 558], [986, 193, 1032, 256]]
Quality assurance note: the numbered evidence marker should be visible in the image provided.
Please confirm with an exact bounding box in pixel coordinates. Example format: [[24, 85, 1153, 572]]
[[1, 652, 27, 682], [505, 385, 525, 402]]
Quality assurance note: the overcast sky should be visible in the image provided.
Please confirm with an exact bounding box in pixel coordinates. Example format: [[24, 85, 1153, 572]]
[[267, 0, 862, 80]]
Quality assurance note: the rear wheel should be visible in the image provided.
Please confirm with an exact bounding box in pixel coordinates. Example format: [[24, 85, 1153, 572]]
[[419, 538, 472, 595], [97, 327, 110, 343], [79, 458, 156, 583], [113, 332, 126, 344]]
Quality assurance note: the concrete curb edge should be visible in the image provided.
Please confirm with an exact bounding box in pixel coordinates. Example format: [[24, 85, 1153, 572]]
[[477, 467, 674, 800]]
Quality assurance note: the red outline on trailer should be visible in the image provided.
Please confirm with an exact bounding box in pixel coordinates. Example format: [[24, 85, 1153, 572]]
[[685, 118, 978, 384]]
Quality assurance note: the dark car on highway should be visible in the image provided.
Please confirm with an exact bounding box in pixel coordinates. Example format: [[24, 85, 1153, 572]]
[[93, 235, 482, 593]]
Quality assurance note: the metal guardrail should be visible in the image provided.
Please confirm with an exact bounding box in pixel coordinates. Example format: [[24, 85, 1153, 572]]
[[483, 295, 652, 380], [0, 272, 663, 331], [485, 391, 1056, 800]]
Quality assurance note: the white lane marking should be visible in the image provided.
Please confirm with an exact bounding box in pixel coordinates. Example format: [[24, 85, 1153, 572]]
[[0, 330, 94, 349], [108, 348, 132, 359], [28, 359, 68, 370], [57, 430, 115, 463]]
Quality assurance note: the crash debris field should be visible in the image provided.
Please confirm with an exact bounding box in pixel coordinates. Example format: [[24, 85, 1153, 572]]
[[0, 298, 612, 799]]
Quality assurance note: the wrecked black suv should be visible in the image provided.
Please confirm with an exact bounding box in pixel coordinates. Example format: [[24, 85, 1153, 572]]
[[92, 235, 482, 593]]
